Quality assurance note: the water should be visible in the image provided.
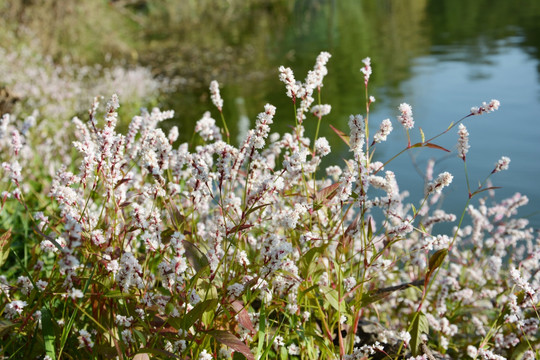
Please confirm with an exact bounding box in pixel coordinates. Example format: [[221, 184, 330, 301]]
[[162, 0, 540, 229]]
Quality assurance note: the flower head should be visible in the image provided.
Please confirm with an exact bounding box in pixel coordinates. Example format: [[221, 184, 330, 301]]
[[426, 172, 453, 194], [397, 103, 414, 129], [209, 80, 223, 112], [374, 118, 393, 143], [78, 329, 94, 349], [278, 66, 299, 100], [457, 123, 470, 161], [311, 104, 331, 118], [492, 156, 510, 173], [348, 114, 365, 155], [470, 99, 500, 115], [308, 51, 332, 89], [4, 300, 27, 319], [315, 137, 331, 156], [360, 57, 372, 87]]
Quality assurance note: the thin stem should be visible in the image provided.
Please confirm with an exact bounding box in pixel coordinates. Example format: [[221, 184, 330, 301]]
[[219, 110, 230, 144]]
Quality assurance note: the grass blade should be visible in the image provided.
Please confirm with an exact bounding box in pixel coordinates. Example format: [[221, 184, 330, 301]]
[[41, 307, 56, 360]]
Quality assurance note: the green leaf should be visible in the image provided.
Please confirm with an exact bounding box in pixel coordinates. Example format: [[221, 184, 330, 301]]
[[167, 204, 185, 231], [366, 217, 374, 240], [0, 319, 15, 337], [209, 330, 255, 360], [244, 203, 270, 217], [58, 309, 77, 358], [509, 336, 532, 360], [182, 240, 209, 272], [410, 312, 429, 356], [300, 284, 320, 300], [59, 265, 96, 359], [321, 286, 344, 312], [32, 226, 64, 253], [137, 348, 181, 359], [181, 298, 218, 331], [104, 290, 135, 298], [256, 302, 266, 358], [360, 290, 388, 307], [280, 345, 288, 360], [0, 229, 12, 267], [300, 246, 324, 278], [41, 307, 56, 360], [132, 328, 147, 347], [161, 228, 175, 246], [426, 249, 448, 283]]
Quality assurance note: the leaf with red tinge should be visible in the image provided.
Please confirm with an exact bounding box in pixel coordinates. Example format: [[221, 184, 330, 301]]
[[227, 223, 253, 236], [471, 186, 501, 197], [231, 300, 255, 333], [314, 182, 341, 205], [244, 203, 270, 217], [410, 142, 450, 152], [423, 142, 450, 152], [209, 330, 255, 360], [119, 201, 132, 208], [329, 124, 350, 146], [341, 213, 360, 249], [114, 177, 132, 189]]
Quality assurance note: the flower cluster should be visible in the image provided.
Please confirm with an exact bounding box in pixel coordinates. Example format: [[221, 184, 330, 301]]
[[360, 57, 372, 86], [280, 51, 331, 123], [471, 99, 501, 115], [397, 102, 414, 129], [457, 123, 470, 161]]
